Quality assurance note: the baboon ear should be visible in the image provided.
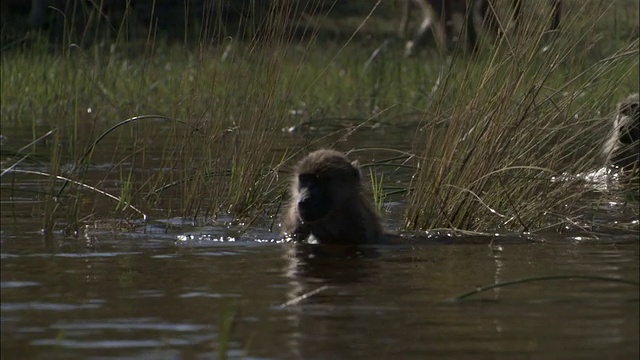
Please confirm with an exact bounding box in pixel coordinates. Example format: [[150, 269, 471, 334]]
[[351, 160, 361, 180]]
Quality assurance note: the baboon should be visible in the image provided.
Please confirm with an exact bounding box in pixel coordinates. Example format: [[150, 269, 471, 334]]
[[481, 0, 561, 39], [397, 0, 436, 39], [603, 93, 640, 171], [396, 0, 412, 39], [401, 0, 562, 56], [402, 0, 479, 56], [282, 149, 383, 245]]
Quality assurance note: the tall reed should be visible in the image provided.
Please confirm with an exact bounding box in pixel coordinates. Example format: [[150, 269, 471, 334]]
[[2, 1, 327, 231], [1, 0, 637, 235], [404, 1, 639, 232]]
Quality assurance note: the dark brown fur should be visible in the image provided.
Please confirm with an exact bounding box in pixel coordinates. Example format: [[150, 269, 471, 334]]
[[282, 149, 383, 244], [603, 93, 640, 171]]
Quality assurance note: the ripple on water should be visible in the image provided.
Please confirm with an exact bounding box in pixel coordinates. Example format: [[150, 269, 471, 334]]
[[1, 301, 103, 312], [0, 281, 40, 288], [29, 319, 216, 352]]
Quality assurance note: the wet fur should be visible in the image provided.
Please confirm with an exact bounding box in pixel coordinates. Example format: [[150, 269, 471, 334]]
[[282, 149, 383, 244]]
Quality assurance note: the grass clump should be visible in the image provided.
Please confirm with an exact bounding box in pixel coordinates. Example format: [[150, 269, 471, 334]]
[[404, 1, 638, 233], [1, 3, 326, 232]]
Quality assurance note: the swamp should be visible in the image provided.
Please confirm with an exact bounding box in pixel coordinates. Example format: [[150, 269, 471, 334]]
[[1, 0, 638, 358]]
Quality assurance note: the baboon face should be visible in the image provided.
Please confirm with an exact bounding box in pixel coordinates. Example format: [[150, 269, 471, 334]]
[[616, 94, 639, 145], [283, 149, 382, 244], [296, 173, 332, 222], [293, 150, 360, 223], [605, 93, 640, 170]]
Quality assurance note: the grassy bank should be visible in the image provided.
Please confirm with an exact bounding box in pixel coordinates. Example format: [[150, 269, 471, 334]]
[[1, 0, 637, 235]]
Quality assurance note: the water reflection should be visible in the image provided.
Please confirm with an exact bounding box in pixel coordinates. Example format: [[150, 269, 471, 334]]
[[272, 234, 638, 359], [280, 243, 380, 359], [284, 243, 380, 285]]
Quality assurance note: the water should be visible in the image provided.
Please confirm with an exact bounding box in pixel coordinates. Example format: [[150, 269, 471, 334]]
[[1, 126, 639, 359], [1, 227, 638, 359]]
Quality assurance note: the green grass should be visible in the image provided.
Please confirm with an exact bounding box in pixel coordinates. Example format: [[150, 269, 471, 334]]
[[404, 1, 639, 232], [0, 0, 638, 235], [368, 167, 386, 212]]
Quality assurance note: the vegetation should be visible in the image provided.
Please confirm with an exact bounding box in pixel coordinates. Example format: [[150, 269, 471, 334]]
[[404, 1, 638, 232], [0, 0, 637, 235]]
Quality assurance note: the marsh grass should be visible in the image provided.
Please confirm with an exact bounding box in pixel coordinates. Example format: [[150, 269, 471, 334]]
[[216, 306, 237, 360], [2, 2, 327, 232], [42, 130, 63, 234], [1, 0, 638, 235], [404, 1, 639, 232], [368, 167, 386, 212]]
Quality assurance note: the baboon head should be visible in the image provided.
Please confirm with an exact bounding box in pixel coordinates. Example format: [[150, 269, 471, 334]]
[[615, 93, 640, 146], [292, 149, 360, 223], [607, 93, 640, 170], [283, 149, 383, 244]]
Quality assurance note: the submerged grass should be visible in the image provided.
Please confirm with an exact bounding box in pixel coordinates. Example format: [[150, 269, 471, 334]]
[[216, 306, 237, 360], [0, 0, 638, 235], [452, 275, 640, 301]]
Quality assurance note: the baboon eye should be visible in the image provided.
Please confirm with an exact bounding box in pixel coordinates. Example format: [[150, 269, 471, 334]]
[[298, 173, 322, 189], [299, 173, 316, 182]]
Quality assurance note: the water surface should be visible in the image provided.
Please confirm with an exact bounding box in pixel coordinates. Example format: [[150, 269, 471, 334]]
[[1, 219, 638, 359], [1, 124, 638, 359]]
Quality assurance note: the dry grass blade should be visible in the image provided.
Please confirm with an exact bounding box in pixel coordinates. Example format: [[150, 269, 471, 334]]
[[8, 169, 147, 219], [452, 275, 640, 301], [81, 115, 185, 161], [279, 285, 331, 308], [1, 129, 57, 177]]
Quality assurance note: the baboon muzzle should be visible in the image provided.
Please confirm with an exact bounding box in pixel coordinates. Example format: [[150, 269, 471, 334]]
[[296, 184, 331, 223]]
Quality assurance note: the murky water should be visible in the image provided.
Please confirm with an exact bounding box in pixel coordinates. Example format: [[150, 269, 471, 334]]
[[2, 125, 639, 359], [2, 225, 638, 359]]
